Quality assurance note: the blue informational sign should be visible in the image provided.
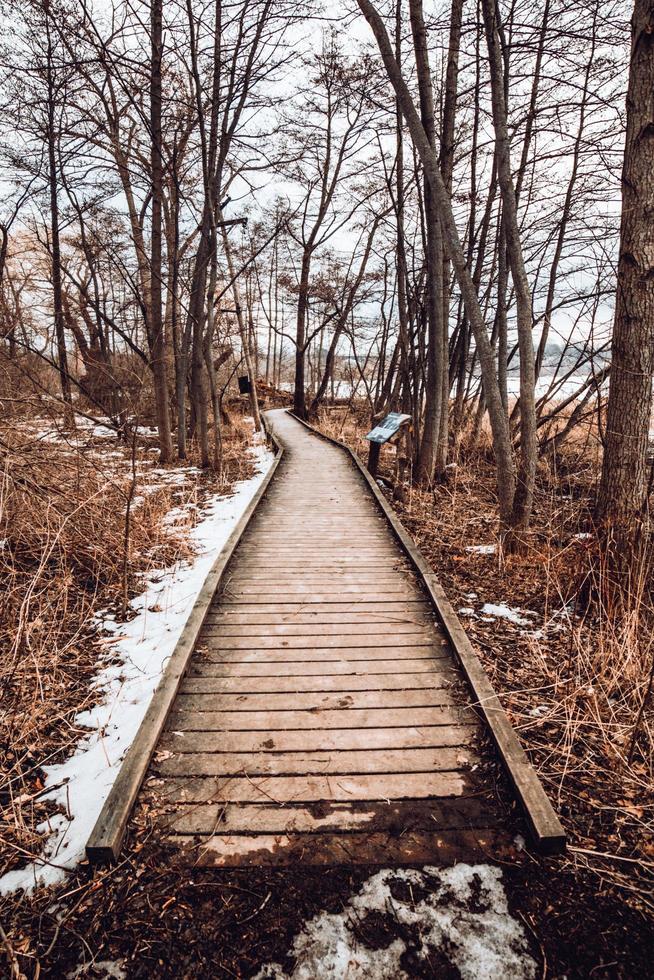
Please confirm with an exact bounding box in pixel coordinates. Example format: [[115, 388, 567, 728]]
[[365, 412, 412, 444]]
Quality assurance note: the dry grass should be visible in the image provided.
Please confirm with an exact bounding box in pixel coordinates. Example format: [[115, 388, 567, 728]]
[[316, 401, 654, 912], [0, 404, 258, 878]]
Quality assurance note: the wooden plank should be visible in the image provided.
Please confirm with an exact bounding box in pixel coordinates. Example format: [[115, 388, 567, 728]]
[[226, 567, 409, 576], [187, 658, 448, 677], [219, 589, 420, 601], [201, 622, 433, 637], [167, 705, 474, 731], [154, 771, 473, 804], [196, 646, 447, 663], [84, 424, 285, 865], [224, 577, 413, 587], [239, 537, 394, 545], [174, 688, 455, 711], [196, 654, 448, 669], [179, 671, 458, 694], [221, 583, 417, 595], [157, 797, 494, 835], [200, 633, 440, 650], [213, 602, 432, 614], [243, 529, 393, 536], [241, 525, 389, 532], [232, 548, 398, 554], [153, 746, 476, 778], [215, 593, 427, 604], [166, 828, 508, 867], [231, 560, 410, 568], [204, 611, 435, 626], [158, 725, 480, 754]]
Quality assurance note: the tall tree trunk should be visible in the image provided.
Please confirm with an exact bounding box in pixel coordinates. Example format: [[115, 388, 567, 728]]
[[204, 247, 223, 473], [597, 0, 654, 591], [394, 2, 414, 436], [435, 0, 463, 478], [293, 251, 311, 418], [482, 0, 536, 537], [150, 0, 174, 462], [45, 5, 73, 420], [410, 0, 443, 487]]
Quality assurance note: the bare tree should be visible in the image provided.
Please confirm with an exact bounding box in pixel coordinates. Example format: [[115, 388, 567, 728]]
[[597, 0, 654, 590]]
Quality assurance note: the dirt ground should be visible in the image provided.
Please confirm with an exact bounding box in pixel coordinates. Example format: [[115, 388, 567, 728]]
[[3, 824, 653, 977]]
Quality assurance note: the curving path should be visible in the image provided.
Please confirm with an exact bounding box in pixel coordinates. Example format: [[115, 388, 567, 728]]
[[149, 409, 507, 866]]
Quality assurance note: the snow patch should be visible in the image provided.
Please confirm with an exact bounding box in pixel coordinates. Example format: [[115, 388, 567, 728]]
[[68, 960, 126, 979], [480, 603, 537, 627], [255, 865, 536, 980], [0, 443, 274, 895], [466, 544, 496, 555]]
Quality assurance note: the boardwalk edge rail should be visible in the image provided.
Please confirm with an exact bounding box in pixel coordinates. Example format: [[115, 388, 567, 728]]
[[85, 417, 284, 865], [289, 410, 566, 855]]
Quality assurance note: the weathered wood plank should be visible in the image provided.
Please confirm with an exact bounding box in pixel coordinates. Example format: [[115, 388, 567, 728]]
[[204, 611, 434, 626], [167, 705, 475, 731], [220, 583, 418, 596], [215, 593, 428, 605], [158, 725, 480, 754], [179, 670, 457, 694], [187, 658, 449, 677], [173, 687, 455, 712], [154, 745, 476, 778], [154, 770, 473, 804], [213, 601, 432, 614], [199, 634, 440, 651], [195, 646, 446, 663], [201, 622, 434, 638]]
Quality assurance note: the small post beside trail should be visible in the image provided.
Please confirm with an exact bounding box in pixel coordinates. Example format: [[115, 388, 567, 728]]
[[367, 440, 381, 478]]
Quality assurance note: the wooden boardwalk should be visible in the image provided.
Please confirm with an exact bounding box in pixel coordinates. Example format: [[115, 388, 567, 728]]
[[147, 410, 507, 866]]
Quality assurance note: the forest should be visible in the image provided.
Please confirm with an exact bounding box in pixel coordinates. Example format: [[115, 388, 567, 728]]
[[0, 0, 652, 976]]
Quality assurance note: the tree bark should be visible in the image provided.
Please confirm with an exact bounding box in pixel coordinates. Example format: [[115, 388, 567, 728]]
[[435, 0, 463, 478], [597, 0, 654, 591], [45, 3, 73, 419], [481, 0, 537, 537], [293, 251, 311, 418], [409, 0, 443, 487], [150, 0, 174, 461]]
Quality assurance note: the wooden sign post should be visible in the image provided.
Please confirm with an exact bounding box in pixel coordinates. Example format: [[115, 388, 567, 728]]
[[365, 412, 412, 477]]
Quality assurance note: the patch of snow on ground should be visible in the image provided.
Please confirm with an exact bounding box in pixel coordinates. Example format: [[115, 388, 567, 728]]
[[0, 443, 274, 895], [466, 544, 496, 555], [255, 865, 536, 980], [68, 960, 126, 979], [481, 603, 537, 627]]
